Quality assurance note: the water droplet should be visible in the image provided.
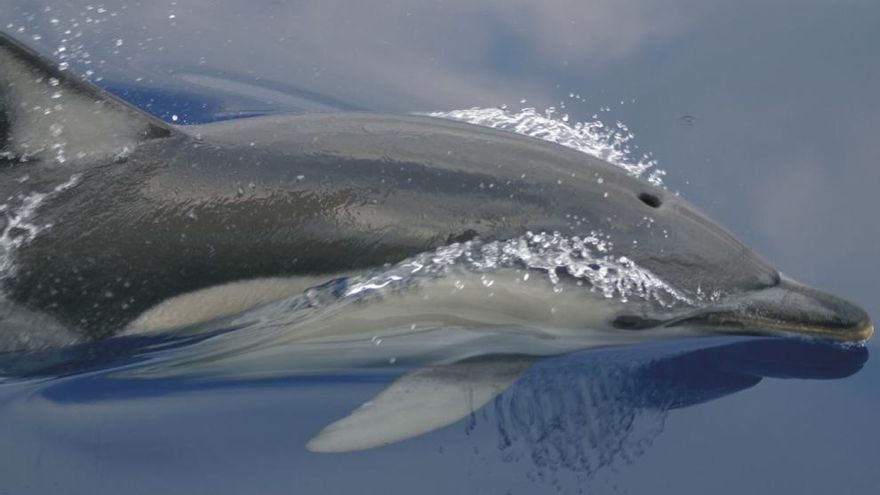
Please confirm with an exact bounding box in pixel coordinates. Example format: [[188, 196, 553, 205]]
[[677, 113, 697, 127], [426, 105, 664, 185]]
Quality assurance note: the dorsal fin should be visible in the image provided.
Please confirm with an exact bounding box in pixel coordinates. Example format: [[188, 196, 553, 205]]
[[0, 31, 175, 165]]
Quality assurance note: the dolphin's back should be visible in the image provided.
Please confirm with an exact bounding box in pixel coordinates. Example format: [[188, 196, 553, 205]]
[[3, 110, 777, 336], [0, 31, 780, 339]]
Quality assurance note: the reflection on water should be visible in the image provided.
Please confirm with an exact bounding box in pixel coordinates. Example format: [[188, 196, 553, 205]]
[[0, 336, 867, 493], [489, 338, 866, 484]]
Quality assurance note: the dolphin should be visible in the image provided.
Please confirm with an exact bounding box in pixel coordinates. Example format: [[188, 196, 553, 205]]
[[0, 32, 873, 451]]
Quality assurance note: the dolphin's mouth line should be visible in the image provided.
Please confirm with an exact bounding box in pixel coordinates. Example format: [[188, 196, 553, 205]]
[[666, 312, 874, 342]]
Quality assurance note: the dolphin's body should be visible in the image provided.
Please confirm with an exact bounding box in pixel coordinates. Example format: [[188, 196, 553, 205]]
[[0, 32, 872, 452]]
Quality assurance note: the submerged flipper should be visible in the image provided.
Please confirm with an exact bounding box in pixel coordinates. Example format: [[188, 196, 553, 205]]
[[307, 357, 534, 453], [0, 32, 174, 164]]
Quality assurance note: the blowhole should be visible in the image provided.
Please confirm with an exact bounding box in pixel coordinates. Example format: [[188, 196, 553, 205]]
[[638, 192, 662, 208]]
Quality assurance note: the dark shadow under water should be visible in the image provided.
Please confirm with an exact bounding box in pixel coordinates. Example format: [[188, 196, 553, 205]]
[[487, 338, 867, 484]]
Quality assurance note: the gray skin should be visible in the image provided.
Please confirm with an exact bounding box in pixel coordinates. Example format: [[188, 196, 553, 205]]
[[0, 32, 873, 343]]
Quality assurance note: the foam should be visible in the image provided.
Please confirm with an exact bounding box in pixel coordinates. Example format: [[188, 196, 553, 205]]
[[427, 106, 666, 185], [0, 174, 80, 280]]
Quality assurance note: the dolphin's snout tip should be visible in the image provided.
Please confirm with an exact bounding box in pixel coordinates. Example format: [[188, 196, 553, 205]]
[[804, 283, 872, 342], [855, 320, 874, 341], [826, 316, 873, 343]]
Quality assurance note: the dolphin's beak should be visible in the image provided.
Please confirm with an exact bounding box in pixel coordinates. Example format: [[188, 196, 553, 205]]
[[669, 276, 873, 342]]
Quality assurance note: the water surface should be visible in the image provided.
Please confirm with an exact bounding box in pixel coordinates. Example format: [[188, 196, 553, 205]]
[[1, 1, 878, 493]]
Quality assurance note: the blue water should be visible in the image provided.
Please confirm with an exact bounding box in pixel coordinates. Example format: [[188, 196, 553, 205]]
[[0, 335, 872, 494], [2, 0, 879, 493]]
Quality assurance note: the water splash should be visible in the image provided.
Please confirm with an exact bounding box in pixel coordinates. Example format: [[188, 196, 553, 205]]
[[0, 174, 80, 280], [326, 231, 692, 310], [427, 106, 666, 186], [201, 231, 694, 340], [5, 4, 127, 82]]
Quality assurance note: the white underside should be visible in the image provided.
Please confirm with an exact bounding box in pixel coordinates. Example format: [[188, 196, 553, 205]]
[[118, 269, 701, 453], [125, 269, 624, 339], [123, 275, 344, 335]]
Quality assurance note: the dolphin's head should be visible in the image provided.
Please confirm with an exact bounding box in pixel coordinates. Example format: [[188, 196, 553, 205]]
[[602, 185, 872, 343]]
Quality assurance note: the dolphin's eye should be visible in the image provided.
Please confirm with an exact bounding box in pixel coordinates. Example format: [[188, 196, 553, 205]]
[[446, 229, 478, 244], [638, 192, 662, 208], [612, 315, 663, 330]]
